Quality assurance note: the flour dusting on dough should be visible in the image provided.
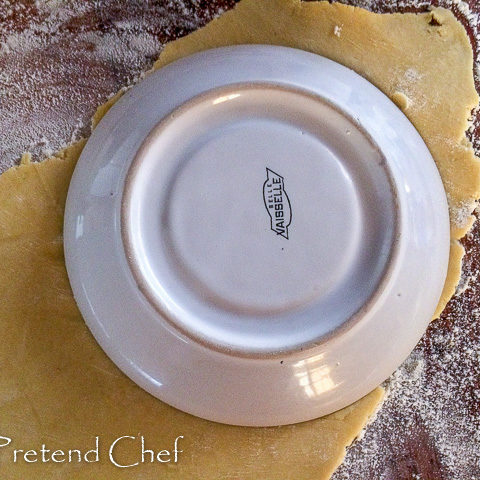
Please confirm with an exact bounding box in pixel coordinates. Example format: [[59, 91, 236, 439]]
[[332, 1, 480, 477], [451, 199, 478, 230], [1, 0, 480, 478]]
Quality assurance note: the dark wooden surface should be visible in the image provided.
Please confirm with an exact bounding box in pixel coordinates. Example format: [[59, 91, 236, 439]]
[[1, 0, 479, 478]]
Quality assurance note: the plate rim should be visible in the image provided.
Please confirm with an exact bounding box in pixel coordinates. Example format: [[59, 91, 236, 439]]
[[64, 44, 450, 426]]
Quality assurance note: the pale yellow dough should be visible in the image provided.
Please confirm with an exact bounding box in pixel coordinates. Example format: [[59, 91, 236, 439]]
[[0, 0, 478, 478]]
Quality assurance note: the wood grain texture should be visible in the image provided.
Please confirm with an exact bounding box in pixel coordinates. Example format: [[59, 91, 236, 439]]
[[1, 0, 479, 478]]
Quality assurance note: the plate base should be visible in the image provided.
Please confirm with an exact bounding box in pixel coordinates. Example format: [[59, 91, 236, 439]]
[[122, 84, 397, 355]]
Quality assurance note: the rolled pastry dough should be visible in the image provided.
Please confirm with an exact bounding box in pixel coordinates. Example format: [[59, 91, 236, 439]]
[[0, 1, 478, 479]]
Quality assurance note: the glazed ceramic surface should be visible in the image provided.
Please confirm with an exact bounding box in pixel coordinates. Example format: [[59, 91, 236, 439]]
[[64, 45, 450, 426]]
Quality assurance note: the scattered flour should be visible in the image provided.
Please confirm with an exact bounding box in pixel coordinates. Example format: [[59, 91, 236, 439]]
[[0, 0, 234, 172], [334, 273, 480, 479], [332, 2, 480, 477], [1, 0, 480, 478]]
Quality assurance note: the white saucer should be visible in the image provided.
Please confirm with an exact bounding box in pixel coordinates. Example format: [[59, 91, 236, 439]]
[[64, 45, 450, 426]]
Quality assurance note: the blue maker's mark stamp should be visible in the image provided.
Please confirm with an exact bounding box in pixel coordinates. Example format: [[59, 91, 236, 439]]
[[263, 168, 292, 239]]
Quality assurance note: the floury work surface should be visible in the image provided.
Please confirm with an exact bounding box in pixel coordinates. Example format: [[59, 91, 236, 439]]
[[1, 0, 480, 477]]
